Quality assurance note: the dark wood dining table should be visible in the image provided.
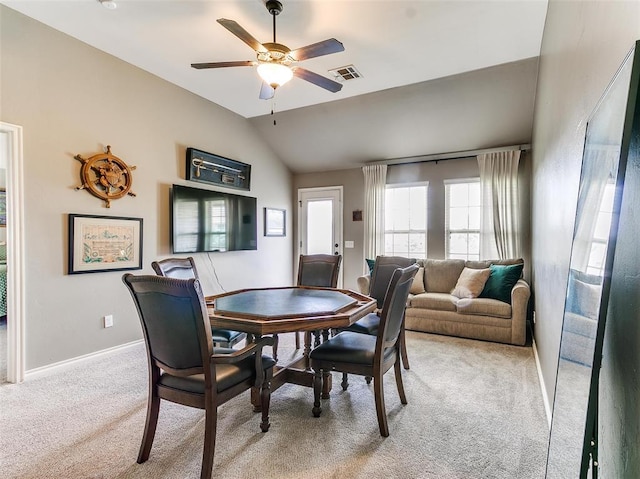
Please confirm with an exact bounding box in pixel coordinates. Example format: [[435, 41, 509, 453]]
[[206, 286, 376, 408]]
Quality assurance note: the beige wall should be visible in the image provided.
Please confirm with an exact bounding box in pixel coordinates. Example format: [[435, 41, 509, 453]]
[[0, 6, 293, 370], [531, 0, 640, 476]]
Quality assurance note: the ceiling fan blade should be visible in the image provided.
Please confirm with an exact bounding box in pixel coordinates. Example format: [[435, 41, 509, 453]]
[[259, 81, 275, 100], [293, 68, 343, 93], [289, 38, 344, 61], [217, 18, 268, 53], [191, 61, 255, 69]]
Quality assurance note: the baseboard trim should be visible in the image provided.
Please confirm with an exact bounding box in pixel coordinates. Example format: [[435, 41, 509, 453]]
[[532, 335, 552, 429], [25, 339, 143, 380]]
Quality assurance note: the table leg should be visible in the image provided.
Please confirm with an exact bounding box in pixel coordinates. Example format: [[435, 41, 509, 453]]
[[304, 331, 312, 370], [321, 370, 332, 399]]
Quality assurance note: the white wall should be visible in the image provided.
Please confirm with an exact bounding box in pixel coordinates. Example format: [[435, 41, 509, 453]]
[[0, 6, 293, 370]]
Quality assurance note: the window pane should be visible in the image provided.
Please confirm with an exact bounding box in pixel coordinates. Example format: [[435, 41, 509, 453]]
[[449, 207, 468, 230], [307, 200, 333, 255], [449, 183, 468, 207], [468, 233, 480, 255], [468, 206, 481, 230], [468, 182, 481, 206], [408, 233, 426, 256], [449, 233, 468, 254]]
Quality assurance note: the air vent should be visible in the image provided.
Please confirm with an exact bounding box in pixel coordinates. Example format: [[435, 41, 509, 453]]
[[329, 65, 363, 82]]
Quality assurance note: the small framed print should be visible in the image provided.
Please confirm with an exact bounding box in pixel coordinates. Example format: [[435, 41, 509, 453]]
[[264, 208, 286, 237], [68, 214, 143, 274]]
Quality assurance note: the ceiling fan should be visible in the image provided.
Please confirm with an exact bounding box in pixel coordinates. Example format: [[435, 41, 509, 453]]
[[191, 0, 345, 100]]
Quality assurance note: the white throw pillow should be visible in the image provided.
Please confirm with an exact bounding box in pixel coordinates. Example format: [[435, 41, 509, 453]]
[[410, 267, 425, 294], [451, 267, 491, 299]]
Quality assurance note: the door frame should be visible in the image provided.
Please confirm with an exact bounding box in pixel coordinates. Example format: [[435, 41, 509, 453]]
[[297, 186, 344, 287], [1, 122, 26, 383]]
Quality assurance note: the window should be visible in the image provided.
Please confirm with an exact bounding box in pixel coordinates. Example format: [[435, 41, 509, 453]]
[[384, 183, 428, 258], [445, 179, 480, 261], [586, 181, 616, 275]]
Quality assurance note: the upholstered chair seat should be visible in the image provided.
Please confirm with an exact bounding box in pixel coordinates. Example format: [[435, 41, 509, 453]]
[[309, 331, 395, 365]]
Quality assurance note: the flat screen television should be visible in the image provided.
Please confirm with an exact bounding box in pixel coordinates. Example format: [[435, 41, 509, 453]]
[[171, 184, 257, 253]]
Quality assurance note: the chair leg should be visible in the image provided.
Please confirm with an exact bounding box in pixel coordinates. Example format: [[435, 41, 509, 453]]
[[295, 332, 300, 349], [400, 324, 410, 370], [394, 354, 408, 405], [138, 382, 160, 463], [341, 372, 349, 391], [365, 376, 372, 384], [373, 374, 389, 437], [312, 369, 323, 417], [260, 370, 272, 432], [272, 334, 279, 362], [200, 402, 217, 479]]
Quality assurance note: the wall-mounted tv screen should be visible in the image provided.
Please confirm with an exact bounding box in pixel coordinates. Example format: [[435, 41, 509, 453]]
[[171, 184, 257, 253]]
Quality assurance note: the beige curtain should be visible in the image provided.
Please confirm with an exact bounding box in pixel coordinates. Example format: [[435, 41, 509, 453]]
[[362, 164, 387, 270], [478, 150, 521, 259]]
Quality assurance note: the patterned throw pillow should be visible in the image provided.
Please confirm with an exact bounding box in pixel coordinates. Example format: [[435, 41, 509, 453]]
[[479, 263, 524, 304], [451, 267, 491, 299]]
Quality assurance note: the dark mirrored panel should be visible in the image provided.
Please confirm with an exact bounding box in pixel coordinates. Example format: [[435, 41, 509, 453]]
[[546, 44, 636, 478]]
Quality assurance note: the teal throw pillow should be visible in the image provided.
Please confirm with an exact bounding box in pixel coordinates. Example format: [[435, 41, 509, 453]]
[[479, 263, 524, 304], [365, 258, 376, 276]]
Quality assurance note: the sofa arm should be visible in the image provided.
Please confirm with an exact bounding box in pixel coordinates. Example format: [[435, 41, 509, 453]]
[[356, 274, 371, 295], [510, 279, 531, 345]]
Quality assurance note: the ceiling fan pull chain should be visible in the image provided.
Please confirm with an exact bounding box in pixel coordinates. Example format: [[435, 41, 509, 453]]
[[272, 99, 277, 126]]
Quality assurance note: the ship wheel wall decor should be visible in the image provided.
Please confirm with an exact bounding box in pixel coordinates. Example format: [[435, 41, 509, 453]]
[[74, 145, 137, 208]]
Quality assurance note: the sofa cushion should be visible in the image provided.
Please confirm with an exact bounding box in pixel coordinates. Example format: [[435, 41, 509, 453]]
[[409, 292, 458, 312], [424, 259, 465, 293], [479, 263, 524, 304], [451, 267, 491, 299], [410, 267, 425, 294], [456, 297, 512, 318]]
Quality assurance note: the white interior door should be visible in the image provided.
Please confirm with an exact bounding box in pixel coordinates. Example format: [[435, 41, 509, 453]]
[[298, 186, 343, 286]]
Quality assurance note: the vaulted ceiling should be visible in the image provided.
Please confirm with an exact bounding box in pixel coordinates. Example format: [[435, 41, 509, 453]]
[[2, 0, 548, 172]]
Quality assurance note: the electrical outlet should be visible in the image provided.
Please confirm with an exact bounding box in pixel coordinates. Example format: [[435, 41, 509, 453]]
[[103, 315, 114, 328]]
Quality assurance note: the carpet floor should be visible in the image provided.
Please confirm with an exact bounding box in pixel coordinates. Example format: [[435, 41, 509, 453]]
[[0, 331, 549, 479]]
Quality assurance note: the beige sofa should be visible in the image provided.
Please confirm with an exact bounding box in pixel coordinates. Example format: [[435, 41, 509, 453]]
[[357, 258, 530, 346]]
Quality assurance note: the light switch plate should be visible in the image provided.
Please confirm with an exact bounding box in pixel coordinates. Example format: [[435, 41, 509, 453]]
[[345, 240, 355, 248]]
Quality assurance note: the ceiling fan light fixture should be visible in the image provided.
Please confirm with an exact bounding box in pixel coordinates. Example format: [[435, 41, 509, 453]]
[[98, 0, 117, 10], [257, 63, 293, 89]]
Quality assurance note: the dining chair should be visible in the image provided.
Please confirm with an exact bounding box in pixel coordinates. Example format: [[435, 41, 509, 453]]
[[309, 263, 419, 437], [295, 253, 342, 347], [152, 257, 246, 348], [122, 274, 275, 479], [346, 255, 416, 370]]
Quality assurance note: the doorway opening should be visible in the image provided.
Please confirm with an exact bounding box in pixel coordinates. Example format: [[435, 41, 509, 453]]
[[297, 186, 343, 287], [0, 122, 26, 383]]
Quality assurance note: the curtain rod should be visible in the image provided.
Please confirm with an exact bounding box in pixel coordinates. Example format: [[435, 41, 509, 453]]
[[365, 144, 531, 167]]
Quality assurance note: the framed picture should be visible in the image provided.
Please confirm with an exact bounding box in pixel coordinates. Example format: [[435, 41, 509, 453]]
[[264, 207, 286, 237], [68, 214, 143, 274], [0, 189, 6, 227]]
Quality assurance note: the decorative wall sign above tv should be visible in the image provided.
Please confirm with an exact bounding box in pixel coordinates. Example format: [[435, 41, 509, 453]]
[[186, 147, 251, 191], [74, 145, 137, 208]]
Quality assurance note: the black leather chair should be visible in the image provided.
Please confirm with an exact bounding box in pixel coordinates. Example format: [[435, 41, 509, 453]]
[[346, 255, 416, 370], [309, 263, 419, 437], [151, 257, 246, 348], [295, 254, 342, 349], [122, 274, 275, 479]]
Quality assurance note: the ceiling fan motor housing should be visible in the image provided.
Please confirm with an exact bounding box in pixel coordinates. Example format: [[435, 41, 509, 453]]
[[266, 0, 283, 16]]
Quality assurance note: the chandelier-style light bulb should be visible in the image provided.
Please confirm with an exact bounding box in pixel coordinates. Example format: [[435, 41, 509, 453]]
[[257, 63, 293, 89]]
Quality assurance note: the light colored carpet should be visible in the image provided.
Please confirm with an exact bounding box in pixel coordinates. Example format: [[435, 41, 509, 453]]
[[0, 331, 549, 479]]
